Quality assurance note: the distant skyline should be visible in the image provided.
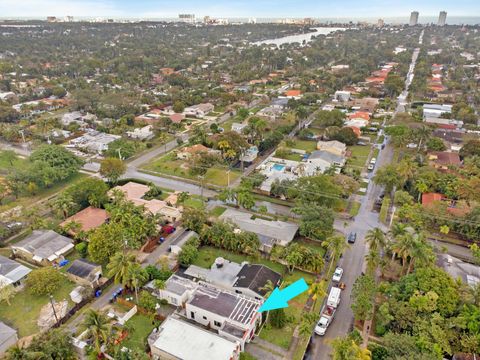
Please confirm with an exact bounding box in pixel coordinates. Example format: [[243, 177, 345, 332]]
[[0, 0, 479, 19]]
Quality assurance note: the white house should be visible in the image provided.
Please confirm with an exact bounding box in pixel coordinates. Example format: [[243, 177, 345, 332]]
[[334, 91, 351, 102], [0, 255, 31, 289], [126, 125, 154, 140], [146, 274, 198, 307], [183, 103, 214, 118], [185, 283, 261, 350], [148, 315, 240, 360], [423, 104, 453, 119]]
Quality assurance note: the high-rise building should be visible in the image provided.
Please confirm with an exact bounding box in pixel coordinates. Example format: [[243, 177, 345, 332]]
[[178, 14, 196, 24], [377, 18, 384, 27], [409, 11, 419, 26], [438, 11, 447, 26]]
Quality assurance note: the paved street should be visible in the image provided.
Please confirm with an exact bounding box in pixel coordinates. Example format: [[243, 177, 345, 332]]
[[308, 32, 423, 359]]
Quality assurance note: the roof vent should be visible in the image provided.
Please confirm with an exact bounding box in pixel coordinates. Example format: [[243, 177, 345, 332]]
[[215, 257, 225, 268]]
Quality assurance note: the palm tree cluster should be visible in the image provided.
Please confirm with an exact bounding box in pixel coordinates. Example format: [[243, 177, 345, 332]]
[[276, 243, 325, 273], [107, 251, 148, 303], [364, 224, 435, 278]]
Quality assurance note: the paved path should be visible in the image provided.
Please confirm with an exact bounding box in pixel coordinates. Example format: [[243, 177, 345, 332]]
[[246, 337, 287, 360]]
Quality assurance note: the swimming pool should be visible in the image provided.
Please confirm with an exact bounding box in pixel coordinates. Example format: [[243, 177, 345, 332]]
[[272, 163, 285, 171]]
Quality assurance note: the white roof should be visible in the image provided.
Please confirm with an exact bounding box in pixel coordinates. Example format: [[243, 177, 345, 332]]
[[153, 317, 239, 360]]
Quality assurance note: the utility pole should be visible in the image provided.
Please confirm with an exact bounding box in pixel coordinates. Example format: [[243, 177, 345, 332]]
[[226, 169, 230, 187], [49, 295, 59, 324], [198, 175, 205, 200]]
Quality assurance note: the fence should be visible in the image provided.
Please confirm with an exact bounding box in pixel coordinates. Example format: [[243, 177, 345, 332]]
[[52, 277, 114, 328]]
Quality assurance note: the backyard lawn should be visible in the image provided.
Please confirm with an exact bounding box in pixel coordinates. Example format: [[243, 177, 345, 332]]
[[0, 275, 76, 337], [280, 139, 317, 152], [142, 153, 241, 187], [0, 151, 29, 172], [183, 197, 205, 209], [346, 145, 371, 169], [121, 312, 158, 352]]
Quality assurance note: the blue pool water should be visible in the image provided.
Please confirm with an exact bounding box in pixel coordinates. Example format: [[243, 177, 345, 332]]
[[272, 163, 285, 171]]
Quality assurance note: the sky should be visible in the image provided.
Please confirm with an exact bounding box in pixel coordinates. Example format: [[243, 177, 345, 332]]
[[0, 0, 479, 19]]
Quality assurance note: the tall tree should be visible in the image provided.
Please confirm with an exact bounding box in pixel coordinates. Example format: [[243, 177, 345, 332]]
[[100, 157, 126, 184]]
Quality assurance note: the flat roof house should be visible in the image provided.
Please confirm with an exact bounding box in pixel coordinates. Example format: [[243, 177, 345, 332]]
[[0, 322, 17, 355], [185, 283, 261, 350], [220, 208, 298, 252], [148, 315, 240, 360], [66, 258, 102, 287], [12, 230, 74, 266], [146, 274, 198, 307], [0, 255, 31, 289], [60, 206, 109, 236]]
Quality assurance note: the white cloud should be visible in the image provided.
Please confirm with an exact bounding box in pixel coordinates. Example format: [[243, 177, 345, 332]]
[[0, 0, 124, 17]]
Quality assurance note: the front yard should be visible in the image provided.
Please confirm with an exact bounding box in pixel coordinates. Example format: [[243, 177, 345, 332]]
[[279, 139, 317, 152], [0, 275, 76, 337], [142, 153, 241, 187]]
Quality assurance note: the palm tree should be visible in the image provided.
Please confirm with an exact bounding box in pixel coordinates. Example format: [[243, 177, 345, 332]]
[[107, 251, 136, 285], [308, 280, 327, 309], [299, 312, 318, 337], [365, 228, 387, 253], [406, 234, 434, 273], [365, 249, 380, 276], [415, 180, 429, 202], [127, 264, 148, 303], [391, 233, 415, 274], [396, 158, 418, 186], [416, 124, 432, 149], [82, 309, 112, 355], [259, 280, 276, 297], [322, 235, 349, 274], [53, 194, 76, 219]]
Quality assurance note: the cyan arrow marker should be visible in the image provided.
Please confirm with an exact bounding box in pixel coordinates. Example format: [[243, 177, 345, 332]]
[[258, 278, 309, 312]]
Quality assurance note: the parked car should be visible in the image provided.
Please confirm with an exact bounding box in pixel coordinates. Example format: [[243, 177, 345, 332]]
[[370, 157, 377, 165], [367, 164, 375, 172], [332, 267, 344, 282], [347, 232, 357, 243]]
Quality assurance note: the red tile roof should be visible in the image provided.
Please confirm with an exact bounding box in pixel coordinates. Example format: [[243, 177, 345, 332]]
[[422, 193, 444, 206], [285, 90, 302, 97], [170, 113, 185, 123], [60, 207, 109, 235]]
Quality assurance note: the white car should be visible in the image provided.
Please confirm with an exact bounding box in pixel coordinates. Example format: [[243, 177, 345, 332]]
[[370, 157, 377, 165], [332, 267, 344, 282]]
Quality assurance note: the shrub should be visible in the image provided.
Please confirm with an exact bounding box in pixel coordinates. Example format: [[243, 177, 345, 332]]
[[26, 267, 63, 295]]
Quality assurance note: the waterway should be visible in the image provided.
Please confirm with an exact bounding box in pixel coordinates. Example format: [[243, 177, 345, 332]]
[[251, 27, 345, 46]]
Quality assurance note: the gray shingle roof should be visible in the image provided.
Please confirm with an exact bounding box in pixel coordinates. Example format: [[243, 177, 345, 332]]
[[14, 230, 73, 260], [220, 208, 298, 244]]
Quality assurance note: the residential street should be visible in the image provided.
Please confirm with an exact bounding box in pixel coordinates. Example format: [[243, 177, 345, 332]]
[[308, 32, 422, 359]]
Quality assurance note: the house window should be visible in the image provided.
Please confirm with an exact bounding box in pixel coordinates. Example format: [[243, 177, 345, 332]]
[[190, 312, 195, 319], [235, 290, 242, 294], [214, 321, 221, 327], [203, 316, 207, 320]]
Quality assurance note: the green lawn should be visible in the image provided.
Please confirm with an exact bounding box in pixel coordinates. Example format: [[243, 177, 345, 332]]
[[274, 151, 303, 162], [0, 152, 28, 172], [142, 153, 240, 187], [0, 276, 76, 337], [121, 312, 158, 352], [346, 145, 371, 169], [183, 197, 205, 209], [210, 206, 227, 217], [0, 172, 87, 212], [349, 201, 361, 216], [280, 139, 317, 152]]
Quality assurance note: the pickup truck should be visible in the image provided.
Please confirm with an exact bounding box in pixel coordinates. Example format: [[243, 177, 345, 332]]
[[314, 305, 336, 336]]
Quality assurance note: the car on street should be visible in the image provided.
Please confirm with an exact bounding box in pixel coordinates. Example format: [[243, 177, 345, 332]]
[[332, 267, 344, 282], [347, 232, 357, 243]]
